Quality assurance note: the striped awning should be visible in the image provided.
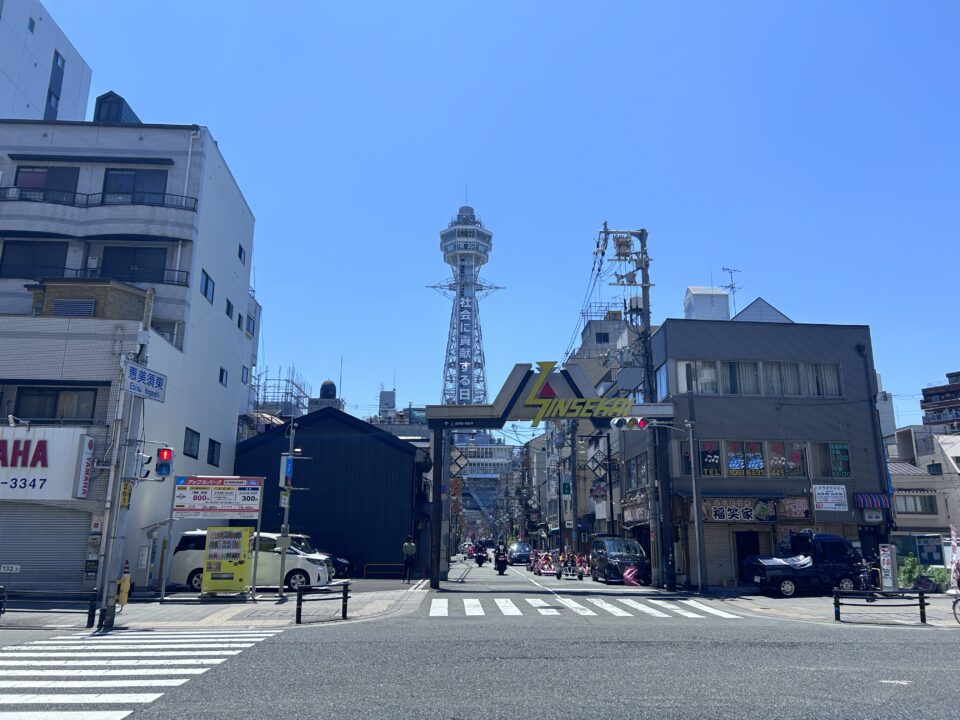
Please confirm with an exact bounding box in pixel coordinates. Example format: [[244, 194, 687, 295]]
[[854, 493, 890, 509]]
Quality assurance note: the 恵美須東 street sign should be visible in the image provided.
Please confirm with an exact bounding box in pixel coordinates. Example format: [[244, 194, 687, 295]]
[[122, 360, 167, 403]]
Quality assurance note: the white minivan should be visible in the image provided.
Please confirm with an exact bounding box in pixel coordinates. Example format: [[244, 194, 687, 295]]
[[170, 530, 332, 592]]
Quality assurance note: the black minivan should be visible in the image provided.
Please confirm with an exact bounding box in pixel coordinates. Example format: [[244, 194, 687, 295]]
[[590, 535, 651, 584]]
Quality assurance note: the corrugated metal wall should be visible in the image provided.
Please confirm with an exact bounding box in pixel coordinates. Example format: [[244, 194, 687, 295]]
[[233, 410, 423, 579], [0, 503, 92, 591]]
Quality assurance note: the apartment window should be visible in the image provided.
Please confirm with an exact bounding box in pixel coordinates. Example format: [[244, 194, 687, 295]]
[[46, 89, 59, 110], [238, 245, 246, 264], [814, 442, 852, 478], [15, 387, 96, 420], [225, 299, 234, 319], [596, 332, 610, 344], [218, 367, 228, 386], [15, 166, 80, 204], [676, 361, 718, 395], [207, 439, 221, 467], [739, 362, 761, 395], [237, 313, 243, 330], [241, 366, 250, 384], [54, 52, 65, 70], [102, 169, 168, 205], [200, 270, 215, 303], [769, 441, 808, 478], [100, 246, 167, 283], [699, 441, 722, 476], [0, 240, 68, 280], [927, 463, 943, 476], [246, 315, 255, 336], [27, 16, 35, 32], [183, 427, 200, 459], [781, 363, 802, 396], [763, 362, 783, 396], [894, 495, 938, 515], [721, 362, 739, 395]]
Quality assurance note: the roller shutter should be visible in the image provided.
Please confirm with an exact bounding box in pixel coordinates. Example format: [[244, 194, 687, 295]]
[[0, 503, 92, 592], [704, 524, 734, 587]]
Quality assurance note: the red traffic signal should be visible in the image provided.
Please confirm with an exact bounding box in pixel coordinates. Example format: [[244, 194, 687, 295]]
[[155, 446, 175, 477], [157, 447, 173, 462], [611, 417, 652, 430]]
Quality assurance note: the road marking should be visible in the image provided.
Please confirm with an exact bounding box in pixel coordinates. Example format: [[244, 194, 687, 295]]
[[525, 599, 560, 616], [617, 598, 669, 617], [0, 713, 133, 720], [0, 669, 208, 677], [429, 599, 448, 617], [63, 631, 279, 638], [463, 599, 485, 616], [0, 694, 163, 704], [586, 598, 632, 616], [494, 599, 522, 616], [680, 600, 741, 619], [409, 579, 428, 592], [0, 679, 189, 688], [12, 644, 255, 651], [880, 680, 912, 685], [647, 600, 704, 618], [0, 659, 225, 667], [53, 635, 274, 642], [556, 598, 596, 616], [0, 651, 242, 658]]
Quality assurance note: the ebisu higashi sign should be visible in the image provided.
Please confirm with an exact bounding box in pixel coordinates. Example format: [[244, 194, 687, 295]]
[[525, 362, 632, 427]]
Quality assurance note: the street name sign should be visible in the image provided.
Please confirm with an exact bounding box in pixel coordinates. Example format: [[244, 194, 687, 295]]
[[123, 361, 167, 403]]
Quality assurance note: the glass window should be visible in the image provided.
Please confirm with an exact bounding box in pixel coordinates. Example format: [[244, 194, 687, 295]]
[[676, 361, 695, 394], [698, 361, 718, 394], [764, 362, 783, 396], [246, 315, 255, 335], [739, 362, 760, 395], [100, 246, 167, 283], [218, 368, 228, 386], [225, 299, 234, 319], [257, 536, 277, 552], [721, 362, 739, 394], [655, 363, 668, 402], [595, 332, 609, 344], [241, 366, 250, 384], [238, 244, 246, 264], [745, 441, 765, 476], [183, 427, 200, 459], [786, 442, 808, 477], [821, 364, 841, 396], [103, 169, 168, 205], [0, 240, 68, 279], [15, 387, 96, 420], [700, 441, 722, 476], [769, 441, 787, 477], [895, 495, 937, 514], [237, 313, 243, 330], [200, 270, 215, 302], [207, 439, 221, 467], [781, 363, 801, 395], [726, 441, 745, 476], [803, 363, 823, 396]]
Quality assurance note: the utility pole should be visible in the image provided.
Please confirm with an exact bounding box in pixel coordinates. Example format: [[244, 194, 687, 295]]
[[277, 422, 296, 600], [569, 420, 579, 552], [686, 365, 707, 592], [604, 432, 616, 535]]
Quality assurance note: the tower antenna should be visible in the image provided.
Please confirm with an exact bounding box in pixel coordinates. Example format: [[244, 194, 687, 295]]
[[721, 267, 742, 314]]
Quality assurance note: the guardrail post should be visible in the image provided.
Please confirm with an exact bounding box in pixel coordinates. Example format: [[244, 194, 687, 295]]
[[295, 587, 303, 625], [341, 582, 349, 620], [919, 590, 926, 624], [86, 594, 96, 629], [833, 590, 841, 622]]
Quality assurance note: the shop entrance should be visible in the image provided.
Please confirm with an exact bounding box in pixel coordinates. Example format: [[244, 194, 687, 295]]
[[734, 531, 761, 583]]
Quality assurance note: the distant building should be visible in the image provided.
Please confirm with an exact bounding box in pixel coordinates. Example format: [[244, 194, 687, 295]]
[[684, 287, 730, 321], [920, 371, 960, 428], [875, 373, 896, 439], [307, 379, 344, 412], [0, 0, 91, 121]]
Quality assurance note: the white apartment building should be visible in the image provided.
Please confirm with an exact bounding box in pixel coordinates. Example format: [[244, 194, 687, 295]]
[[0, 92, 260, 592], [0, 0, 91, 121]]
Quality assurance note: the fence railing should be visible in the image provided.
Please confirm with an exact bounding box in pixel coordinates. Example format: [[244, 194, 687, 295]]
[[295, 581, 351, 624], [0, 586, 97, 628], [363, 563, 403, 579], [0, 186, 197, 211], [0, 263, 189, 287], [833, 588, 929, 624]]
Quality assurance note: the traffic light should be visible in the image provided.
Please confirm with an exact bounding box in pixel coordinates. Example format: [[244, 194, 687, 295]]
[[611, 416, 653, 430], [134, 452, 151, 479], [155, 446, 174, 477]]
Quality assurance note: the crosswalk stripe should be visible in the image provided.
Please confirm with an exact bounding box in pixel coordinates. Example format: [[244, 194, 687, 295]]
[[0, 651, 242, 658], [0, 669, 209, 677], [463, 599, 484, 616], [0, 680, 189, 688], [62, 632, 278, 639], [586, 598, 632, 616], [617, 598, 669, 617], [525, 599, 560, 616], [13, 644, 255, 651], [429, 599, 448, 617], [0, 694, 162, 705], [50, 636, 273, 643], [646, 599, 704, 618], [0, 659, 225, 667], [0, 713, 133, 720], [494, 599, 522, 616], [680, 600, 741, 619], [556, 598, 596, 616]]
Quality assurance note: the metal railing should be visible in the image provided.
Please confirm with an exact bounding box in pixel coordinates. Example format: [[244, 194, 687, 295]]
[[0, 186, 197, 211], [0, 586, 97, 628], [295, 581, 351, 624], [833, 588, 929, 624], [0, 263, 189, 287]]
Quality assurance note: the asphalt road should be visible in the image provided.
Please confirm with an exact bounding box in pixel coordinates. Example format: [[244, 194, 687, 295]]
[[0, 562, 954, 720]]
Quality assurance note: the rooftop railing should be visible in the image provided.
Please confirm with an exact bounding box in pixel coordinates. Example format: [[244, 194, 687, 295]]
[[0, 186, 197, 211]]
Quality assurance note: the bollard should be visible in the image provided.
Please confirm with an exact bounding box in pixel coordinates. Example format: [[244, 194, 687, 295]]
[[919, 590, 926, 624], [86, 595, 96, 629], [833, 590, 841, 622], [295, 587, 303, 625], [341, 582, 349, 620]]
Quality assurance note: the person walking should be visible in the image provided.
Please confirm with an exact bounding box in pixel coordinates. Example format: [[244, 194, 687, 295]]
[[401, 535, 417, 584]]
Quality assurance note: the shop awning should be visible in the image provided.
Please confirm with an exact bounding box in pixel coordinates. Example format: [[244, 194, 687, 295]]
[[854, 493, 890, 509]]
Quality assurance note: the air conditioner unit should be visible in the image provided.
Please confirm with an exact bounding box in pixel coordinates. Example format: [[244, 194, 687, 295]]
[[87, 256, 99, 269]]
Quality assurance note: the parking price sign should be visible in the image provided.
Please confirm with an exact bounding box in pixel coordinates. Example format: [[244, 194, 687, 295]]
[[172, 476, 263, 519]]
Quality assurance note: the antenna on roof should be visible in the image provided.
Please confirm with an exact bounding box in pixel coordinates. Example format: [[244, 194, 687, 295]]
[[721, 267, 742, 314]]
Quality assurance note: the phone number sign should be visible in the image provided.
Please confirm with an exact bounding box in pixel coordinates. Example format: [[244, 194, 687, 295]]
[[172, 476, 263, 519]]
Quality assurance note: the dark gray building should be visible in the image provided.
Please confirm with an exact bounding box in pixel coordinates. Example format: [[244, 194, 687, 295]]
[[233, 407, 431, 580], [621, 313, 890, 589]]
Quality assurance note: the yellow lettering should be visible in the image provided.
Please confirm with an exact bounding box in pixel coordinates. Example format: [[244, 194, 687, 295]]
[[595, 399, 611, 416], [568, 399, 584, 415], [551, 399, 569, 417], [581, 398, 597, 417], [613, 398, 632, 415]]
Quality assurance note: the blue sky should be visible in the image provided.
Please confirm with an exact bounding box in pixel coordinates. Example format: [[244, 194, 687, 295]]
[[47, 1, 959, 427]]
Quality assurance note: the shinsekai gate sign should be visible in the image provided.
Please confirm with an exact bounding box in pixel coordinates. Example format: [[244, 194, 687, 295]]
[[425, 361, 673, 429]]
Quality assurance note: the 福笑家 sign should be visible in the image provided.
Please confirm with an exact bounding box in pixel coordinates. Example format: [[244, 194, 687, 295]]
[[0, 427, 95, 501], [813, 484, 848, 512], [122, 361, 167, 403], [702, 498, 777, 523], [172, 476, 263, 519]]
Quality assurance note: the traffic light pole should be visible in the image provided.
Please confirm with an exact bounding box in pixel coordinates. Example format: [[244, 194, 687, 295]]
[[278, 422, 296, 600]]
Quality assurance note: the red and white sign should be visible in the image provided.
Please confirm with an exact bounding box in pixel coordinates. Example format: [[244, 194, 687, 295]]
[[0, 427, 94, 501], [172, 476, 263, 519]]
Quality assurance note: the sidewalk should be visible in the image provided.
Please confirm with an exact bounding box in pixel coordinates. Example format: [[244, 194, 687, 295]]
[[0, 579, 428, 630]]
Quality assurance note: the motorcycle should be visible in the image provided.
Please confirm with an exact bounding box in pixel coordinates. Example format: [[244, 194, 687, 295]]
[[495, 547, 508, 575], [474, 548, 486, 567]]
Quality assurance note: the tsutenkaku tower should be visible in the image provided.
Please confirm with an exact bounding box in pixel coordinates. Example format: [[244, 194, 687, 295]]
[[434, 206, 500, 405]]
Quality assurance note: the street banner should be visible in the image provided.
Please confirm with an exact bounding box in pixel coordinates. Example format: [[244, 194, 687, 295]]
[[201, 527, 251, 594], [172, 476, 263, 519], [952, 525, 958, 591]]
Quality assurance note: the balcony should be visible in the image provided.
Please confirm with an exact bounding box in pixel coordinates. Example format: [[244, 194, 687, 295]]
[[0, 186, 197, 211], [0, 263, 189, 287]]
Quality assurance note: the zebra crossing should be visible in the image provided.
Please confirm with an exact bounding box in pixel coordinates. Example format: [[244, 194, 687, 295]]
[[0, 628, 281, 719], [427, 596, 742, 620]]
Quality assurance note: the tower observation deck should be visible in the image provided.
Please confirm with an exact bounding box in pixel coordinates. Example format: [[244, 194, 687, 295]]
[[433, 206, 500, 405]]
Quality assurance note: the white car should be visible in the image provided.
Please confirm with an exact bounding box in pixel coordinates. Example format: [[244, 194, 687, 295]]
[[170, 530, 331, 592]]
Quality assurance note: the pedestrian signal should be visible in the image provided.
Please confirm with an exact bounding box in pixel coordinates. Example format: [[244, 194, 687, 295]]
[[155, 446, 174, 477]]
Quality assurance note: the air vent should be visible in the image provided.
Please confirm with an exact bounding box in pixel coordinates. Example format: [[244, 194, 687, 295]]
[[51, 299, 96, 317]]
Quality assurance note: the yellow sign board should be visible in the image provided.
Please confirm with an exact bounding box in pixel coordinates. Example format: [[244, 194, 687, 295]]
[[201, 526, 251, 594], [525, 362, 633, 427]]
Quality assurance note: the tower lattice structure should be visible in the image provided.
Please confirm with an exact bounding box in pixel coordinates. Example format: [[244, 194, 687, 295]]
[[433, 206, 500, 405]]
